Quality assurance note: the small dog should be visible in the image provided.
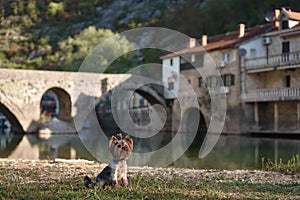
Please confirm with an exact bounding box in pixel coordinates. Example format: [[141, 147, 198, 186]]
[[84, 133, 133, 188]]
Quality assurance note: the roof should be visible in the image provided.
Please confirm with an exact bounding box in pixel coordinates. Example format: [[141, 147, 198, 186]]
[[161, 24, 273, 59], [280, 26, 300, 39], [281, 8, 300, 20]]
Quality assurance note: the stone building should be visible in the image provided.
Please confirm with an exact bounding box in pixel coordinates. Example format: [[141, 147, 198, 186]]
[[161, 7, 300, 135], [161, 23, 273, 134], [243, 8, 300, 133]]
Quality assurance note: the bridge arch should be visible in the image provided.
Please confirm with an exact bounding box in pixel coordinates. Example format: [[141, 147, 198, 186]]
[[40, 87, 72, 121], [110, 75, 166, 107], [111, 82, 165, 108], [133, 84, 165, 107], [182, 107, 208, 149], [95, 81, 167, 133], [0, 102, 24, 133]]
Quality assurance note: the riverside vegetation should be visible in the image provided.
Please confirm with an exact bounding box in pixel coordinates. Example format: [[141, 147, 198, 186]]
[[0, 158, 299, 200], [1, 1, 300, 198], [1, 0, 300, 73]]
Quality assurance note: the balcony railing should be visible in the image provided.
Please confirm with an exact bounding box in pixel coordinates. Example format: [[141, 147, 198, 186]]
[[244, 87, 300, 102], [245, 51, 300, 72]]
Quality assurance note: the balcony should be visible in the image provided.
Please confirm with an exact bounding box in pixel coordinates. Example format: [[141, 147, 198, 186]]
[[244, 87, 300, 102], [245, 51, 300, 73], [180, 63, 194, 71]]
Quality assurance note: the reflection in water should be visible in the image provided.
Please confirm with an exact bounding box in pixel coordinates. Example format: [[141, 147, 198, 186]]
[[0, 132, 299, 170], [0, 133, 94, 161], [171, 135, 300, 170]]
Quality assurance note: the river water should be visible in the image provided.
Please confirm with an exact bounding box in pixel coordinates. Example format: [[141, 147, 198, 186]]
[[0, 131, 299, 170]]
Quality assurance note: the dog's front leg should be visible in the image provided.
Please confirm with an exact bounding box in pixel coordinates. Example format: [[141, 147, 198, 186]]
[[122, 176, 128, 187], [121, 164, 129, 187], [111, 168, 118, 187]]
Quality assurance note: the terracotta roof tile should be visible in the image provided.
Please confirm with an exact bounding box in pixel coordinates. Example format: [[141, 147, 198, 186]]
[[161, 24, 273, 59], [286, 10, 300, 20]]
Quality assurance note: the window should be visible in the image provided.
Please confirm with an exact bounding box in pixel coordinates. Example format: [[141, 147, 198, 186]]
[[281, 20, 289, 29], [250, 49, 256, 58], [285, 75, 291, 87], [222, 51, 235, 62], [216, 76, 223, 86], [206, 76, 212, 87], [198, 77, 203, 87], [191, 54, 195, 62], [222, 74, 235, 86], [195, 53, 204, 67], [205, 75, 235, 88], [170, 58, 173, 66], [282, 42, 290, 54], [282, 41, 290, 62], [168, 77, 175, 90], [101, 78, 108, 94]]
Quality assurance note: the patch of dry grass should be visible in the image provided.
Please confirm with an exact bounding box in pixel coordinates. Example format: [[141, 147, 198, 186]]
[[0, 159, 299, 199]]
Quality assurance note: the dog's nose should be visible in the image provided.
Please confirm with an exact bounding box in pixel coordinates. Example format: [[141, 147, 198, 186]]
[[118, 145, 121, 148]]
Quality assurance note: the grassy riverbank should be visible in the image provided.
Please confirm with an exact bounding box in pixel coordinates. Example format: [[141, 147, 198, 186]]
[[0, 159, 299, 199]]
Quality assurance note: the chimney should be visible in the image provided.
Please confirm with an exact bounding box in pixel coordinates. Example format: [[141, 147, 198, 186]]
[[202, 35, 207, 46], [238, 24, 245, 38], [188, 38, 196, 48], [273, 9, 280, 28]]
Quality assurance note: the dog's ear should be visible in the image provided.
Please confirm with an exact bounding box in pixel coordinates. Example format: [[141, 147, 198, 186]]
[[124, 135, 132, 144], [124, 135, 133, 150], [110, 135, 118, 145]]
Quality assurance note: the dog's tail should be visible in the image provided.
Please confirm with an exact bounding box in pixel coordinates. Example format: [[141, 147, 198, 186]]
[[84, 176, 95, 188]]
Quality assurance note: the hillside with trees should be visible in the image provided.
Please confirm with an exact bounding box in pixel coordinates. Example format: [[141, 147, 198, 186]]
[[0, 0, 299, 72]]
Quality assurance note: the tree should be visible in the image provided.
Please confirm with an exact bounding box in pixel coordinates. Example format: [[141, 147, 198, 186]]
[[59, 26, 136, 72], [48, 2, 64, 17], [26, 0, 39, 22]]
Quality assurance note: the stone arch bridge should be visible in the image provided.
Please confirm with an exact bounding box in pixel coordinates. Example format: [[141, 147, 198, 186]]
[[0, 68, 168, 134], [0, 68, 211, 138]]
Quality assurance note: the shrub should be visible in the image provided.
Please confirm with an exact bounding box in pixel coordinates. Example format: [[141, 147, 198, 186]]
[[262, 155, 300, 175]]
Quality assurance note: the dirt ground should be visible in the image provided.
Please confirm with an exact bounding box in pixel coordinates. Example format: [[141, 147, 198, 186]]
[[0, 158, 299, 185]]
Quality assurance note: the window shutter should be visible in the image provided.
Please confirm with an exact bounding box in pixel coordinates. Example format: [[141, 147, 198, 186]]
[[231, 74, 235, 86]]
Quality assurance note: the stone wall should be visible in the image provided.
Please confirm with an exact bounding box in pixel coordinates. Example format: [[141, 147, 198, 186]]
[[0, 68, 130, 133]]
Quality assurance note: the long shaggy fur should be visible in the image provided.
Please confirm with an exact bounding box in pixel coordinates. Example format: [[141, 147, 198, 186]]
[[84, 134, 133, 188]]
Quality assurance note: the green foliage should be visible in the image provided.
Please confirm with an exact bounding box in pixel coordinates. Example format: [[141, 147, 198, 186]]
[[59, 26, 136, 72], [48, 2, 64, 16], [0, 52, 6, 60], [30, 56, 43, 68], [159, 0, 300, 37], [0, 61, 34, 69], [20, 15, 33, 27], [26, 0, 39, 22], [262, 155, 300, 174], [106, 51, 138, 73], [38, 38, 48, 46], [1, 0, 300, 72]]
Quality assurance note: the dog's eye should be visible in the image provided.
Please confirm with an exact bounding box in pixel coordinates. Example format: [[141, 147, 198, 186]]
[[114, 142, 118, 146]]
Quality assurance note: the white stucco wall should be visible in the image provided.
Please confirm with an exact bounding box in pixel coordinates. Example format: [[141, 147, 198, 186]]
[[162, 56, 180, 99], [239, 36, 267, 59]]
